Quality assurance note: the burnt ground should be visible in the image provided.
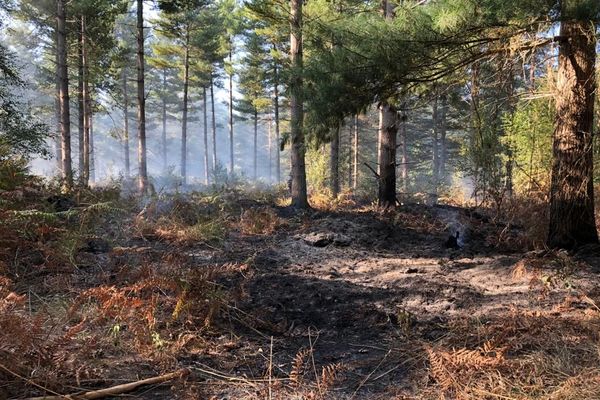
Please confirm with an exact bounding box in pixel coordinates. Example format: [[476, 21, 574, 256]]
[[4, 197, 600, 400], [168, 203, 600, 399]]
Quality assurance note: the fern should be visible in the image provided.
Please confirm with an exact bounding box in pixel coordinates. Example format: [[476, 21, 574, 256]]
[[289, 348, 311, 388]]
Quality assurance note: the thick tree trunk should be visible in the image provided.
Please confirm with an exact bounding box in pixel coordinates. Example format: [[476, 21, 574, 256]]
[[228, 46, 234, 174], [289, 0, 309, 209], [378, 103, 398, 207], [122, 68, 130, 178], [210, 76, 217, 172], [274, 62, 281, 183], [253, 109, 258, 180], [56, 0, 72, 189], [376, 0, 397, 207], [203, 87, 209, 185], [181, 32, 190, 186], [547, 18, 598, 249], [330, 126, 340, 198], [136, 0, 149, 193], [438, 94, 448, 183], [353, 114, 358, 190], [162, 69, 168, 172]]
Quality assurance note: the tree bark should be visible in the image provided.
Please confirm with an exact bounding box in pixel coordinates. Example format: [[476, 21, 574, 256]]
[[352, 114, 358, 190], [56, 0, 72, 189], [347, 123, 352, 189], [228, 45, 234, 174], [122, 68, 130, 178], [89, 109, 94, 182], [547, 17, 598, 249], [210, 75, 217, 173], [253, 108, 258, 180], [54, 29, 62, 173], [376, 0, 397, 207], [400, 109, 408, 194], [203, 87, 209, 185], [438, 94, 448, 184], [82, 16, 90, 186], [268, 114, 272, 182], [289, 0, 309, 209], [432, 93, 439, 201], [330, 126, 340, 198], [136, 0, 149, 193], [273, 60, 281, 183], [378, 103, 398, 207], [78, 27, 85, 182], [181, 30, 190, 186], [162, 69, 168, 172]]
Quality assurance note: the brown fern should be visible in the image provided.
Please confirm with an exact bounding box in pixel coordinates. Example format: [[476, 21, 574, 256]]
[[289, 348, 311, 388]]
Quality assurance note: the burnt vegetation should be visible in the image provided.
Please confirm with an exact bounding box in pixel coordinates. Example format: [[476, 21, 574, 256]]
[[1, 0, 600, 399]]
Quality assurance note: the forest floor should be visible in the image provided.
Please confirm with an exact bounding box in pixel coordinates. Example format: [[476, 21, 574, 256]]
[[2, 184, 600, 399]]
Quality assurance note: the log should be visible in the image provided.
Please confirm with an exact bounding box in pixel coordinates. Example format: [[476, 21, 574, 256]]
[[18, 369, 189, 400]]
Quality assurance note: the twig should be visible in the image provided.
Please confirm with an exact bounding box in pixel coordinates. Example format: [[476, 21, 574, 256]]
[[350, 349, 391, 399], [17, 369, 189, 400], [308, 327, 322, 397], [0, 364, 65, 399], [268, 336, 274, 400]]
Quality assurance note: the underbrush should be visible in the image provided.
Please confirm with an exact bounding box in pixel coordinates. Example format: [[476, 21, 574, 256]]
[[0, 179, 299, 398], [421, 307, 600, 399]]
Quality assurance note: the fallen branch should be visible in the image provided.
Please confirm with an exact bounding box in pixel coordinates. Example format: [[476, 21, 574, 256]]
[[18, 369, 189, 400]]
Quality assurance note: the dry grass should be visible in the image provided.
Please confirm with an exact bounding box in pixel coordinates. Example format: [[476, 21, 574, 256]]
[[239, 206, 283, 235], [309, 189, 357, 211], [419, 306, 600, 400]]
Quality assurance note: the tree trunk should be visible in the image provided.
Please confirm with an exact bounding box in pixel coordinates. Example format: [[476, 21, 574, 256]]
[[228, 45, 234, 174], [376, 0, 397, 207], [400, 109, 408, 194], [253, 108, 258, 180], [438, 94, 448, 184], [378, 103, 397, 207], [432, 94, 439, 201], [203, 87, 209, 185], [268, 114, 272, 182], [181, 31, 190, 186], [289, 0, 309, 209], [547, 17, 598, 249], [162, 69, 168, 172], [330, 126, 340, 198], [274, 61, 281, 183], [352, 114, 358, 190], [136, 0, 149, 193], [89, 109, 95, 182], [347, 123, 352, 189], [82, 16, 90, 186], [210, 75, 217, 172], [78, 28, 84, 182], [54, 30, 62, 173], [56, 0, 72, 189], [123, 68, 130, 178]]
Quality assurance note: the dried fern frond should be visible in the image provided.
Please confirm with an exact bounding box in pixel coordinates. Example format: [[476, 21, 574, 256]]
[[289, 348, 311, 388]]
